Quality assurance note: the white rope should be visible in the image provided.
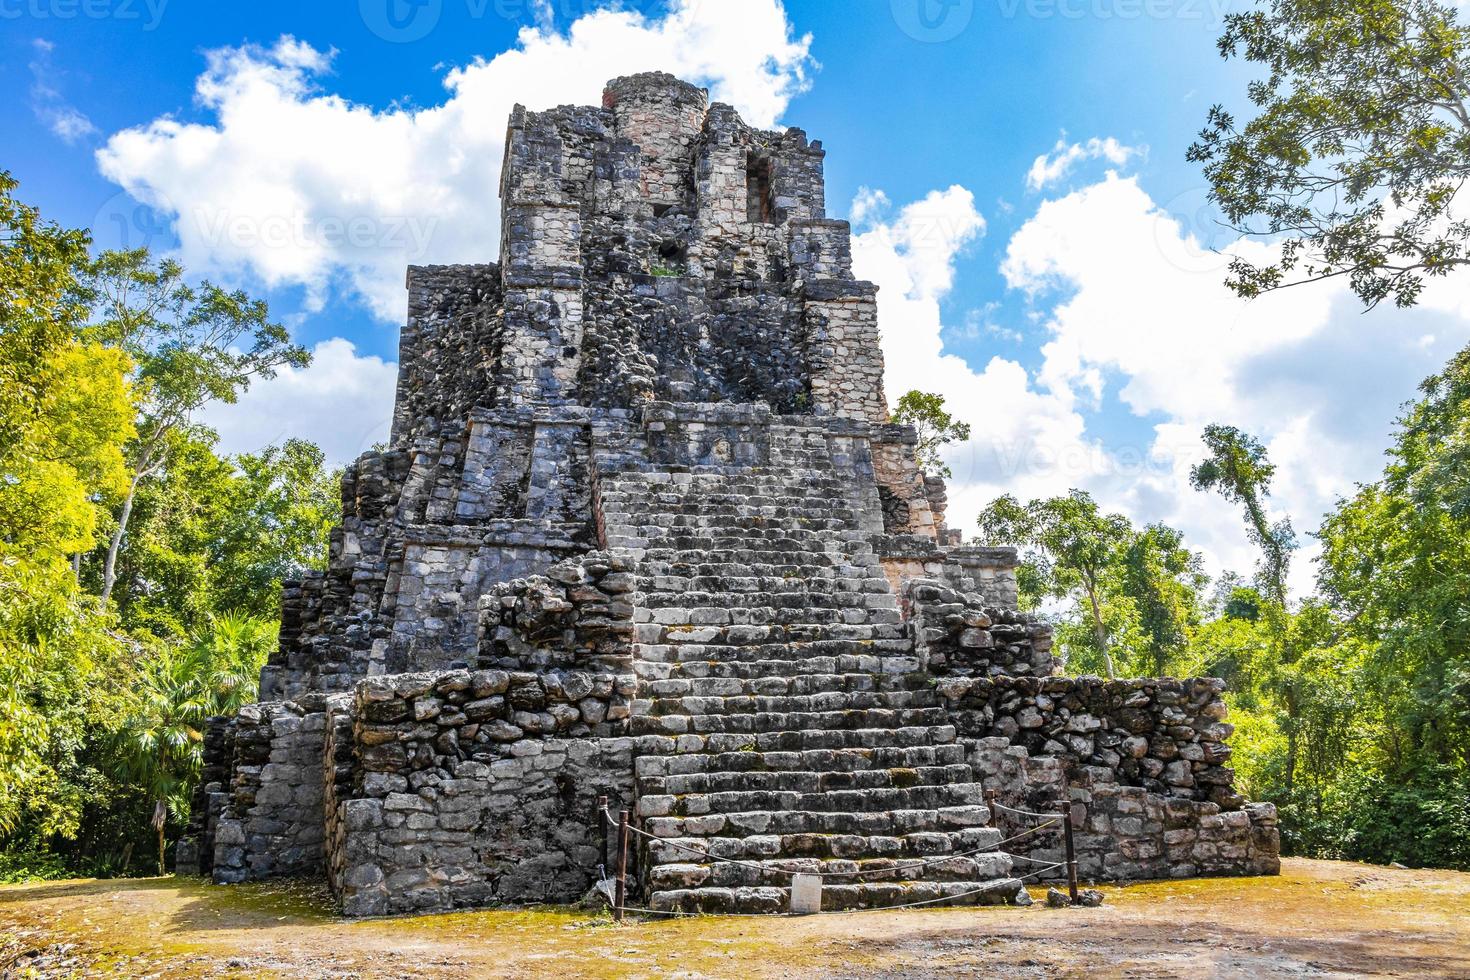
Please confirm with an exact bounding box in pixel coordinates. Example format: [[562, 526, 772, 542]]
[[602, 808, 1058, 880], [988, 801, 1065, 820]]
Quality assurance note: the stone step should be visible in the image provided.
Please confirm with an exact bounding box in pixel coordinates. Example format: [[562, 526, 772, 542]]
[[638, 606, 900, 630], [637, 763, 976, 797], [642, 804, 990, 838], [646, 878, 1026, 914], [646, 575, 891, 595], [633, 688, 939, 719], [634, 624, 908, 648], [634, 744, 968, 778], [637, 783, 985, 819], [631, 725, 958, 756], [648, 852, 1013, 890], [636, 671, 930, 698], [633, 654, 920, 682], [630, 706, 952, 736], [643, 826, 1002, 864], [638, 590, 897, 612]]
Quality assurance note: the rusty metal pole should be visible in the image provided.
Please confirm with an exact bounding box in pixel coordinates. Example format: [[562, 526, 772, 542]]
[[615, 808, 630, 923], [1061, 807, 1079, 905], [984, 788, 997, 827], [597, 795, 609, 871]]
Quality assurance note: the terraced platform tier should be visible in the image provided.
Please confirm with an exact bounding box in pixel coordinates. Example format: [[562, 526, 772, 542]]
[[600, 465, 1029, 913]]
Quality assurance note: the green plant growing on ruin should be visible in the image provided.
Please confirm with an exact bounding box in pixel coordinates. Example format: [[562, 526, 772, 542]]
[[891, 390, 971, 478]]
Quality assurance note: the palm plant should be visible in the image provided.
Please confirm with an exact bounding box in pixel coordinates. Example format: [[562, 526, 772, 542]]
[[114, 611, 273, 874]]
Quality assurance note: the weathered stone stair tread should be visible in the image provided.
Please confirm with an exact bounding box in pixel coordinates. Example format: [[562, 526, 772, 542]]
[[632, 706, 952, 735], [646, 878, 1025, 914], [645, 827, 1002, 863], [634, 744, 968, 777], [636, 690, 939, 715], [638, 783, 984, 818], [638, 763, 976, 796], [633, 726, 959, 755], [643, 804, 990, 837], [649, 852, 1013, 889], [636, 654, 921, 679]]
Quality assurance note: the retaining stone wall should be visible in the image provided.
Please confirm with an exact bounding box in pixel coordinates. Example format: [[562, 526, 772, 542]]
[[906, 579, 1055, 678], [938, 676, 1240, 807], [211, 698, 332, 883], [328, 671, 636, 915]]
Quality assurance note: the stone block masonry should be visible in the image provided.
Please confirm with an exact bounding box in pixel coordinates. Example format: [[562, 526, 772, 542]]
[[180, 71, 1277, 915]]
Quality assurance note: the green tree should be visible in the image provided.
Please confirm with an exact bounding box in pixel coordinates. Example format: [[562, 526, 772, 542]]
[[1191, 424, 1308, 788], [1189, 0, 1470, 308], [114, 612, 274, 874], [0, 175, 138, 843], [892, 390, 972, 478], [83, 249, 309, 604], [1120, 524, 1206, 676], [978, 490, 1135, 679]]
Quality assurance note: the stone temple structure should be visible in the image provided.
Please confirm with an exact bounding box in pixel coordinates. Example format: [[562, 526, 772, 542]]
[[179, 73, 1279, 916]]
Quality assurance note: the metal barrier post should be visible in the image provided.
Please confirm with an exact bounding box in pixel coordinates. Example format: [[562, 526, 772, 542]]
[[615, 809, 630, 923], [597, 795, 608, 870], [1061, 806, 1079, 905], [984, 788, 997, 827]]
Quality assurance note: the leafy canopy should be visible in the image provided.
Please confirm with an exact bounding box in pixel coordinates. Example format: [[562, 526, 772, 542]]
[[1190, 0, 1470, 308]]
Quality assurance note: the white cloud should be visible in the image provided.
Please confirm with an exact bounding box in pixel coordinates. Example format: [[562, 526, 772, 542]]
[[857, 169, 1470, 595], [1026, 136, 1143, 191], [29, 39, 98, 144], [202, 338, 397, 466], [96, 0, 814, 322]]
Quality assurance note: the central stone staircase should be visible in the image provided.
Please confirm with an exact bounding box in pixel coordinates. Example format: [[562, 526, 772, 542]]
[[597, 460, 1027, 913]]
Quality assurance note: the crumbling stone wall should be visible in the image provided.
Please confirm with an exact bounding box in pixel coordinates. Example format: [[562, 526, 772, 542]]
[[210, 698, 336, 883], [938, 676, 1240, 807], [969, 737, 1279, 881], [906, 579, 1055, 677], [327, 672, 635, 916]]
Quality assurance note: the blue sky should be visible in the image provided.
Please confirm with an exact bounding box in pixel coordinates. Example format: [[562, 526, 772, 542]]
[[7, 0, 1466, 586]]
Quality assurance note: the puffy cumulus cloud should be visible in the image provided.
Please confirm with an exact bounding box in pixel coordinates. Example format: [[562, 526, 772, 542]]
[[857, 169, 1470, 593], [202, 338, 398, 466], [1000, 174, 1470, 588], [1025, 136, 1143, 191], [97, 0, 813, 321], [851, 185, 1102, 521]]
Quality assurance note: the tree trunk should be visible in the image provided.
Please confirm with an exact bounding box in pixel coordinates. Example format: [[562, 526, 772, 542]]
[[153, 798, 168, 876], [1085, 584, 1116, 680], [101, 471, 143, 604]]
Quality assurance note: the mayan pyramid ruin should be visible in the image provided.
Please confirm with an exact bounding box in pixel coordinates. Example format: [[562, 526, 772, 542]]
[[177, 72, 1280, 916]]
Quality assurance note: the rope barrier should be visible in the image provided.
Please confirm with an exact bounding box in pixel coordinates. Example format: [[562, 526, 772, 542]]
[[594, 795, 1083, 916], [602, 807, 1059, 881], [988, 801, 1065, 820]]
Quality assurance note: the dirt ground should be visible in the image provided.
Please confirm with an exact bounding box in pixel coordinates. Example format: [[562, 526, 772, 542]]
[[1, 858, 1466, 978]]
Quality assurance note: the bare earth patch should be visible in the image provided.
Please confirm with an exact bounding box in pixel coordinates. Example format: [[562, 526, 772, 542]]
[[1, 858, 1466, 978]]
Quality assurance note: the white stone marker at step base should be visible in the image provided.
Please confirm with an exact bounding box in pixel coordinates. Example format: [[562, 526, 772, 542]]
[[790, 873, 822, 914]]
